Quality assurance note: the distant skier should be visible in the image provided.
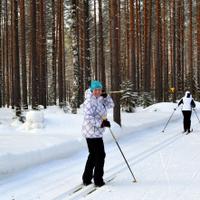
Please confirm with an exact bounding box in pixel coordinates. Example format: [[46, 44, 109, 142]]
[[178, 91, 196, 134], [82, 80, 114, 187]]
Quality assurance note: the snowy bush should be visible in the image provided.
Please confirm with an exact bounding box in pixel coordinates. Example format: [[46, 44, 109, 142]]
[[56, 100, 72, 113], [63, 101, 72, 113], [37, 105, 44, 110]]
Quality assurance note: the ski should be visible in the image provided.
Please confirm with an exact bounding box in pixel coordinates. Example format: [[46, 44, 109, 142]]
[[186, 129, 193, 135], [85, 176, 115, 196], [71, 184, 84, 194], [52, 183, 86, 200], [65, 174, 116, 200]]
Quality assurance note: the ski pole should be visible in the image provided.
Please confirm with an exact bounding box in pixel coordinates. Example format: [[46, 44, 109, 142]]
[[162, 108, 177, 133], [193, 109, 200, 123], [109, 128, 137, 182]]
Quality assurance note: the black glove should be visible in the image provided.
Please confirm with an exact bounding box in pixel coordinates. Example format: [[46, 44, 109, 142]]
[[101, 89, 108, 98], [174, 108, 176, 111], [101, 93, 108, 98], [101, 119, 111, 128]]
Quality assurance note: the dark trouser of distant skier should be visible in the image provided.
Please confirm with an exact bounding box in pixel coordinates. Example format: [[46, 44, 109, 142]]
[[81, 80, 114, 187], [178, 91, 196, 134], [182, 111, 192, 133]]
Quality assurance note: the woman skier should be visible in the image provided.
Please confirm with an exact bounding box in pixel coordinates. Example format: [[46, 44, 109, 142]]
[[82, 80, 114, 187]]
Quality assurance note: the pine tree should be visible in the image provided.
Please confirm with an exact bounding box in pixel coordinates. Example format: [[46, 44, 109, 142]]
[[120, 81, 137, 113], [138, 92, 153, 108], [184, 72, 197, 97]]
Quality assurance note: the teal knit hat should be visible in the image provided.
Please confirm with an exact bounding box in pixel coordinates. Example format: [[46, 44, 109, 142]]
[[90, 80, 103, 92]]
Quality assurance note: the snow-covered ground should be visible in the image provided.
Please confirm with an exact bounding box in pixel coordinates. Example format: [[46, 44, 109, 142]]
[[0, 102, 200, 200]]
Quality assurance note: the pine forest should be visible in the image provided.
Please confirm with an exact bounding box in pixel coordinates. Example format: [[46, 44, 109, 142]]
[[0, 0, 200, 125]]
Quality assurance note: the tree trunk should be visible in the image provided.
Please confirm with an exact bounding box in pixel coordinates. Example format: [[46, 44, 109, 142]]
[[30, 0, 38, 109], [125, 0, 130, 81], [94, 0, 98, 80], [110, 0, 121, 126], [170, 0, 176, 102], [143, 0, 151, 92], [155, 0, 162, 102], [39, 0, 47, 108], [71, 0, 80, 113], [163, 0, 169, 101], [176, 0, 182, 98], [189, 0, 194, 93], [83, 0, 91, 89], [197, 0, 200, 98], [13, 0, 21, 115], [180, 0, 185, 93], [51, 0, 57, 105], [98, 0, 106, 87], [19, 0, 28, 109], [78, 1, 84, 102], [58, 0, 64, 106], [6, 0, 10, 107], [0, 0, 2, 107], [129, 0, 136, 90]]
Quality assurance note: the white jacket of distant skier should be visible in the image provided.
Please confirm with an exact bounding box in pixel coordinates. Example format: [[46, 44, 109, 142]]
[[178, 91, 196, 111], [82, 89, 114, 138]]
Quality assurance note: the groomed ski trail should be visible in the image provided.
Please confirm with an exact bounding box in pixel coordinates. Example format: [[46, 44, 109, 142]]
[[1, 113, 199, 200]]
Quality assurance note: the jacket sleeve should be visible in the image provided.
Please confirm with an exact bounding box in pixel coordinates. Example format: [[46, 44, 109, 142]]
[[84, 100, 102, 128], [191, 99, 196, 108], [103, 95, 114, 109], [178, 99, 183, 106]]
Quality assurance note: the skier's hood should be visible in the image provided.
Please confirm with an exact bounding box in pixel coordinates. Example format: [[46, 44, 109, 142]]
[[84, 88, 93, 100], [184, 91, 192, 98]]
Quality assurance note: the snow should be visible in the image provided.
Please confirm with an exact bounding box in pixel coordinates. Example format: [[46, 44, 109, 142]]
[[23, 110, 45, 129], [0, 102, 200, 200]]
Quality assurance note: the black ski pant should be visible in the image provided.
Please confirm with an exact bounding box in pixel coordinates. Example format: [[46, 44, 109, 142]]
[[182, 111, 192, 131], [82, 138, 106, 184]]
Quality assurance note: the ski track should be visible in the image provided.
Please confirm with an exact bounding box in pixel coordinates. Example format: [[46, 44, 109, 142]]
[[1, 134, 183, 199], [56, 131, 186, 199], [1, 115, 200, 200], [65, 123, 200, 200], [175, 144, 200, 200]]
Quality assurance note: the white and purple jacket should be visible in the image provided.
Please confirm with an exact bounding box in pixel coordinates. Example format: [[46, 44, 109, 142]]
[[82, 89, 114, 138]]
